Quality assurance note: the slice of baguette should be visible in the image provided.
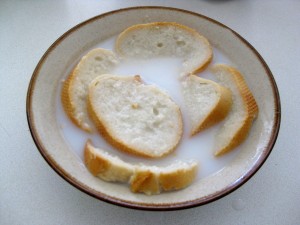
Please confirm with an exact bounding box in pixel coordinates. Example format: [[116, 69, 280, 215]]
[[84, 141, 198, 195], [130, 161, 198, 195], [84, 140, 134, 182], [211, 64, 259, 156], [61, 48, 118, 132], [182, 75, 232, 135], [87, 75, 183, 158], [115, 22, 213, 74]]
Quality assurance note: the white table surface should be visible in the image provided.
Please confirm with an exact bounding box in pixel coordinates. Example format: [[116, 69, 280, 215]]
[[1, 0, 299, 224]]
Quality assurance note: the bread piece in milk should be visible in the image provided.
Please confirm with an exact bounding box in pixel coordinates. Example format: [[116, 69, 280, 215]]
[[211, 64, 259, 156], [115, 22, 213, 74], [61, 48, 118, 132], [182, 75, 232, 135], [84, 140, 134, 182], [84, 141, 198, 195], [130, 161, 198, 195], [87, 75, 183, 158]]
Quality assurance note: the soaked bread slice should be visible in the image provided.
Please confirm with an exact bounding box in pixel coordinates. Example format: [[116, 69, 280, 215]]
[[211, 64, 259, 156], [182, 75, 232, 135], [61, 48, 118, 132], [84, 141, 198, 195], [116, 22, 213, 75], [84, 140, 134, 182], [87, 75, 183, 158]]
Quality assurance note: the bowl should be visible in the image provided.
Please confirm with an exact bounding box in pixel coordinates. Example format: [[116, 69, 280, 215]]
[[27, 6, 280, 210]]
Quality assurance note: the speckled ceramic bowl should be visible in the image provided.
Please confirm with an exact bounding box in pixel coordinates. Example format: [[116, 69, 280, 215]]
[[27, 7, 280, 210]]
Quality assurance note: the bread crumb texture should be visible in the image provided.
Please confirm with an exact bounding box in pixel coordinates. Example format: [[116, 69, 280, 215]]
[[88, 75, 183, 158]]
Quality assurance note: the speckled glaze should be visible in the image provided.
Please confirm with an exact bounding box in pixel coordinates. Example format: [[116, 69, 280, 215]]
[[26, 7, 280, 210]]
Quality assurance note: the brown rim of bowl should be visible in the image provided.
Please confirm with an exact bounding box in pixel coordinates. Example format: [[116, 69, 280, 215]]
[[26, 6, 281, 211]]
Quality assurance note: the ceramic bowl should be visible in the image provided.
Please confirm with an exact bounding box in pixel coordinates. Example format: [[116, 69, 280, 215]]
[[27, 7, 280, 210]]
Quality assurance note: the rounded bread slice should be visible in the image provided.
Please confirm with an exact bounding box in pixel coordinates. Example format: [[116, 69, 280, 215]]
[[115, 22, 213, 75], [87, 75, 183, 158], [211, 64, 259, 156], [84, 141, 198, 195], [182, 75, 232, 135], [61, 48, 119, 132], [84, 140, 134, 182]]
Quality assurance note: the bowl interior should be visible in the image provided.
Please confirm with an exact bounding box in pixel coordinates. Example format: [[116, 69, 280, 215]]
[[27, 7, 280, 210]]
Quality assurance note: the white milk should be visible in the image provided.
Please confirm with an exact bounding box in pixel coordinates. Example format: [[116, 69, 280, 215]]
[[56, 36, 239, 180]]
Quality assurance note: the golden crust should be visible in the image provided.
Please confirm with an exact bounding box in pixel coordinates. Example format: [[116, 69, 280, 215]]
[[159, 164, 198, 191], [61, 49, 118, 132], [84, 140, 110, 176], [84, 140, 198, 195], [61, 69, 92, 132], [84, 140, 134, 182], [213, 64, 259, 156], [189, 76, 233, 135], [84, 141, 198, 195], [115, 22, 213, 74], [195, 84, 232, 134], [87, 75, 183, 158], [130, 163, 198, 195], [130, 169, 160, 195]]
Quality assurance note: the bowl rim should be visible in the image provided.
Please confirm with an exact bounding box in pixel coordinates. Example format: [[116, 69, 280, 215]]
[[26, 6, 281, 211]]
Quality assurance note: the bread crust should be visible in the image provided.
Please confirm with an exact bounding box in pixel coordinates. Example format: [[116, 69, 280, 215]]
[[87, 75, 183, 158], [159, 163, 198, 191], [130, 169, 160, 195], [116, 22, 213, 74], [61, 69, 85, 130], [212, 64, 259, 156], [185, 76, 233, 135], [84, 140, 134, 182], [84, 141, 198, 195], [194, 83, 232, 134], [61, 48, 118, 132]]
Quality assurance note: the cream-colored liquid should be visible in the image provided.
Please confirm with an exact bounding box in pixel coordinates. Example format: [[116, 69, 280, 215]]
[[56, 36, 239, 179]]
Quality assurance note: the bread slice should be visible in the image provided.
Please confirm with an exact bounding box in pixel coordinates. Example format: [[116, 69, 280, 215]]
[[182, 75, 232, 135], [84, 140, 134, 182], [130, 166, 160, 195], [61, 48, 119, 132], [115, 22, 213, 75], [130, 161, 198, 195], [87, 75, 183, 158], [211, 64, 259, 156], [84, 141, 198, 195]]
